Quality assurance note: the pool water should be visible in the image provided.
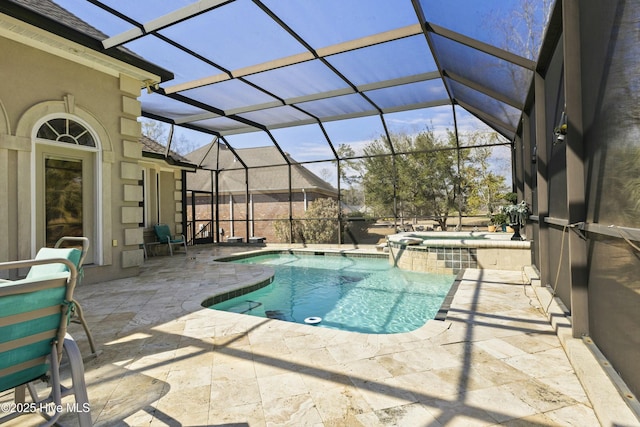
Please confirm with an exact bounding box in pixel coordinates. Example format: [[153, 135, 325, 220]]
[[210, 253, 456, 334]]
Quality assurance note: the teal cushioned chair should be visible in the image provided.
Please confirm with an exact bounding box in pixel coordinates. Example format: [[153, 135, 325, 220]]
[[27, 247, 82, 279], [154, 224, 187, 256], [27, 237, 97, 357], [0, 256, 91, 426]]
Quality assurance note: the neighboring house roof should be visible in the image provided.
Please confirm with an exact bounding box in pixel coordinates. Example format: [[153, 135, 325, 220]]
[[184, 142, 337, 196], [140, 135, 196, 170]]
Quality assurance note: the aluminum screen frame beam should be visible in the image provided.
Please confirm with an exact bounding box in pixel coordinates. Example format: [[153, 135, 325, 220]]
[[562, 0, 589, 339], [427, 22, 537, 72], [6, 0, 545, 145], [173, 71, 444, 122], [443, 70, 525, 111], [455, 100, 517, 139], [162, 22, 424, 94], [100, 0, 235, 49], [83, 0, 511, 145]]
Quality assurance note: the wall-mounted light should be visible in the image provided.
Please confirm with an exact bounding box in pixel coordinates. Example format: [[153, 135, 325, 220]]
[[532, 145, 537, 164], [554, 111, 567, 144]]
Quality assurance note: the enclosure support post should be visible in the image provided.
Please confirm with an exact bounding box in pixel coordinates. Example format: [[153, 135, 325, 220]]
[[376, 115, 398, 230], [245, 168, 250, 240], [190, 191, 196, 244], [392, 155, 398, 230], [337, 159, 343, 245], [520, 115, 533, 202], [534, 71, 550, 286], [452, 105, 462, 230], [249, 194, 254, 238], [563, 0, 589, 338], [181, 169, 188, 244], [229, 194, 234, 237], [210, 186, 215, 243], [288, 163, 294, 244], [213, 170, 220, 243]]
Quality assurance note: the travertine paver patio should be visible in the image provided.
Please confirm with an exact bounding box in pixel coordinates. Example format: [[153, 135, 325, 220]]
[[2, 245, 603, 426]]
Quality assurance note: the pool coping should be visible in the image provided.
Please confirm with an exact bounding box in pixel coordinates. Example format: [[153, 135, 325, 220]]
[[214, 248, 390, 262], [201, 276, 274, 308], [434, 269, 464, 321]]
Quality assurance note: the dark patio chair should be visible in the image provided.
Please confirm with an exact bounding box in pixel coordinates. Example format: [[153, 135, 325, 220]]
[[153, 224, 187, 256]]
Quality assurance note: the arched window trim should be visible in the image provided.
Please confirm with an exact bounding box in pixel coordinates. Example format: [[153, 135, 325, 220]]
[[33, 114, 100, 152]]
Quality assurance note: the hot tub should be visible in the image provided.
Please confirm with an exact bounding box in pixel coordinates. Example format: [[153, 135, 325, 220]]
[[386, 231, 531, 274]]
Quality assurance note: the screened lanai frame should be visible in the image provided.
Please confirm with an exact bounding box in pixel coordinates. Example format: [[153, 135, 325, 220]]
[[4, 0, 552, 243], [2, 0, 551, 243]]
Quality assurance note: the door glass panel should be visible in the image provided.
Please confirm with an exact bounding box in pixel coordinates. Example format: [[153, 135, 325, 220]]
[[188, 191, 214, 244], [45, 158, 83, 246]]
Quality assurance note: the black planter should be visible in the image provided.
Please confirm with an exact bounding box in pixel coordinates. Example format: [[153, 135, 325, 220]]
[[510, 224, 524, 241]]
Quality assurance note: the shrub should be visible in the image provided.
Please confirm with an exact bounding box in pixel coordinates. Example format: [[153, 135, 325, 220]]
[[273, 217, 304, 243], [490, 212, 509, 226], [272, 198, 340, 243], [303, 198, 340, 243]]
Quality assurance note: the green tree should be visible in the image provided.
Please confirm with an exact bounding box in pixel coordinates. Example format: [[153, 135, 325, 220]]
[[362, 129, 462, 230], [361, 137, 396, 218], [460, 133, 509, 215], [403, 130, 461, 230], [333, 144, 365, 209], [335, 144, 361, 186], [341, 185, 364, 208], [360, 128, 508, 230]]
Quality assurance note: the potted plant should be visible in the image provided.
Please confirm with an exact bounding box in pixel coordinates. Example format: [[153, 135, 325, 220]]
[[488, 212, 508, 232], [500, 200, 529, 240]]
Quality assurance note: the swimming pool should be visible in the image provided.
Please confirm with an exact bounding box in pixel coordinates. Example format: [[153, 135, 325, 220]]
[[209, 253, 456, 334]]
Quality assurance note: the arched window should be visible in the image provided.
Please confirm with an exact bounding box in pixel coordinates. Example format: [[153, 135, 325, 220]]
[[37, 118, 96, 147]]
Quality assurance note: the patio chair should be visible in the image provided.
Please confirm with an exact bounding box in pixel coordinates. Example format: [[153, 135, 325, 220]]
[[153, 224, 187, 256], [10, 238, 99, 357], [51, 237, 97, 357], [0, 256, 92, 426]]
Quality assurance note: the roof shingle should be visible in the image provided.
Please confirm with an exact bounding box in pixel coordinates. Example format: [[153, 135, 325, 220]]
[[185, 142, 337, 195]]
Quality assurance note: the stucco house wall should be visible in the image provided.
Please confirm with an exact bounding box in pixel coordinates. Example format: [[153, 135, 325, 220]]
[[0, 18, 181, 284]]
